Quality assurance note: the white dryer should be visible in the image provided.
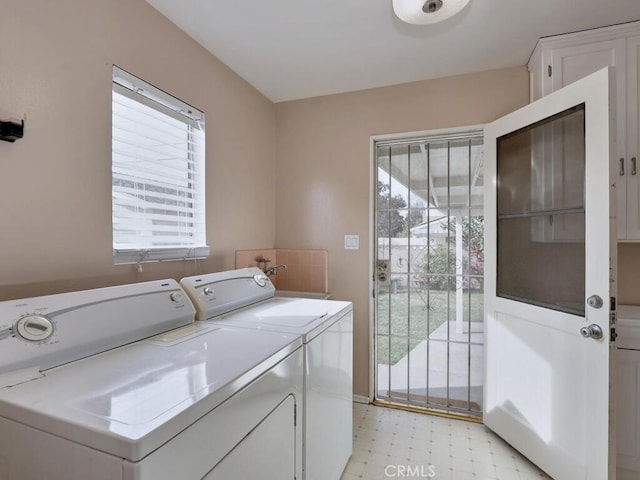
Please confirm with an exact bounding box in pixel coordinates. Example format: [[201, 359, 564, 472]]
[[0, 279, 304, 480], [180, 267, 353, 480]]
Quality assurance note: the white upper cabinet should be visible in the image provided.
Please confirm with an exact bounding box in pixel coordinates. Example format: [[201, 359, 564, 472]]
[[626, 35, 640, 240], [528, 21, 640, 240]]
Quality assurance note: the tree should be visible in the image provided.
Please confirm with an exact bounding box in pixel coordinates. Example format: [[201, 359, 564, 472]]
[[398, 208, 425, 237], [377, 181, 425, 238], [420, 216, 484, 291], [377, 181, 407, 237], [462, 216, 484, 277]]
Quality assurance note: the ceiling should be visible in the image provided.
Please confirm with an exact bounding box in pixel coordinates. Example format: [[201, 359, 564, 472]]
[[145, 0, 640, 103]]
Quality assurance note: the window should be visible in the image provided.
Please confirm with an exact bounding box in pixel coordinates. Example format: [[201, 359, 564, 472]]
[[111, 66, 208, 264]]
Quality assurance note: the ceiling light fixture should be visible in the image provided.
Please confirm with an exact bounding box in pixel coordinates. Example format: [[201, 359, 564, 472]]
[[392, 0, 470, 25]]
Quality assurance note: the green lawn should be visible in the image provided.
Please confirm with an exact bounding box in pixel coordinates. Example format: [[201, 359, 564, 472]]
[[376, 287, 483, 365]]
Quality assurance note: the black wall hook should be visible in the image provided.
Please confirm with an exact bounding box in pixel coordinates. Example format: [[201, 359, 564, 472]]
[[0, 120, 24, 142]]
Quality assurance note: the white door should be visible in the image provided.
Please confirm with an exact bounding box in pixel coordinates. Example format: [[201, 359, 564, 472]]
[[483, 67, 616, 480]]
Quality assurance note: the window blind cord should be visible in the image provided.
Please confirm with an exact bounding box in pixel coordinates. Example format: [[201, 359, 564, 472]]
[[136, 250, 150, 274], [183, 248, 202, 274]]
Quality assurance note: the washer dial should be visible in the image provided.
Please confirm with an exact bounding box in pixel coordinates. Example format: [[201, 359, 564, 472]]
[[16, 315, 54, 342], [170, 291, 184, 303], [253, 274, 269, 287]]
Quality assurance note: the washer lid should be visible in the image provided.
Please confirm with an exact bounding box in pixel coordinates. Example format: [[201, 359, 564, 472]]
[[216, 297, 352, 341], [0, 323, 301, 462]]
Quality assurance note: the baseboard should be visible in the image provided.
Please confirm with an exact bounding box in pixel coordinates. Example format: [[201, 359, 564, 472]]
[[353, 394, 370, 404]]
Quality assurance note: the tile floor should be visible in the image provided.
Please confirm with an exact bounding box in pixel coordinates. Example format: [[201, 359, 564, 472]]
[[340, 402, 551, 480]]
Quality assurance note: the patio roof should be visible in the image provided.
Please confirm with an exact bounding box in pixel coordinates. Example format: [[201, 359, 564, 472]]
[[378, 136, 484, 216]]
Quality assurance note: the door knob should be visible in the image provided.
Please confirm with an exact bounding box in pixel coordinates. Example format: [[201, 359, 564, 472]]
[[587, 295, 603, 309], [580, 324, 603, 340]]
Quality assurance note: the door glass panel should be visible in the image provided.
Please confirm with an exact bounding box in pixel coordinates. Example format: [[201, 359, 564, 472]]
[[498, 214, 585, 315], [498, 105, 585, 214], [497, 104, 585, 316]]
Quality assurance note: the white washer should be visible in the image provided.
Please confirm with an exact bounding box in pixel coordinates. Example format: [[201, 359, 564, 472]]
[[0, 279, 303, 480], [180, 267, 353, 480]]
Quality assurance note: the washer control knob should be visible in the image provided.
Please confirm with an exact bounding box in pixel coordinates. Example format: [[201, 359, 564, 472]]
[[16, 315, 54, 342], [253, 275, 269, 287], [170, 291, 184, 303], [203, 287, 215, 296]]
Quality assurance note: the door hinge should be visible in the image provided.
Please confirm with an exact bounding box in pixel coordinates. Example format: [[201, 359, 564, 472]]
[[547, 65, 552, 77], [610, 296, 616, 312], [372, 288, 375, 299], [611, 327, 618, 342]]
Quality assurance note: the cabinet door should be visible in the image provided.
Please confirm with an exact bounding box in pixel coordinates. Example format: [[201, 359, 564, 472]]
[[550, 38, 631, 239], [549, 39, 626, 91], [625, 36, 640, 239], [549, 40, 628, 238], [617, 348, 640, 472]]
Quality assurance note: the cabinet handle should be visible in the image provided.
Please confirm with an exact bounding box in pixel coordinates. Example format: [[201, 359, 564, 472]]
[[620, 158, 625, 176], [633, 157, 637, 176]]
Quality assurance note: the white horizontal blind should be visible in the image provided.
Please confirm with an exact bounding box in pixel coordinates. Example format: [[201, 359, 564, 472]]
[[112, 66, 208, 264]]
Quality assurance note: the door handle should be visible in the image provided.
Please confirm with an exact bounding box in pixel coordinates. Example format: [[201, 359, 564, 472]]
[[587, 295, 603, 309], [580, 324, 603, 340]]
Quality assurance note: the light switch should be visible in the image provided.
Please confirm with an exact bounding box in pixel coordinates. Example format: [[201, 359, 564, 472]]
[[344, 234, 359, 250]]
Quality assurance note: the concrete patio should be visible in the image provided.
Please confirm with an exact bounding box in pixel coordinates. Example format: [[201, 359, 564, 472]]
[[377, 320, 484, 412]]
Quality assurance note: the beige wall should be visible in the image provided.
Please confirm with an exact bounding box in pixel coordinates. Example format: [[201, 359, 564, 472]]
[[275, 67, 530, 397], [0, 0, 276, 300]]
